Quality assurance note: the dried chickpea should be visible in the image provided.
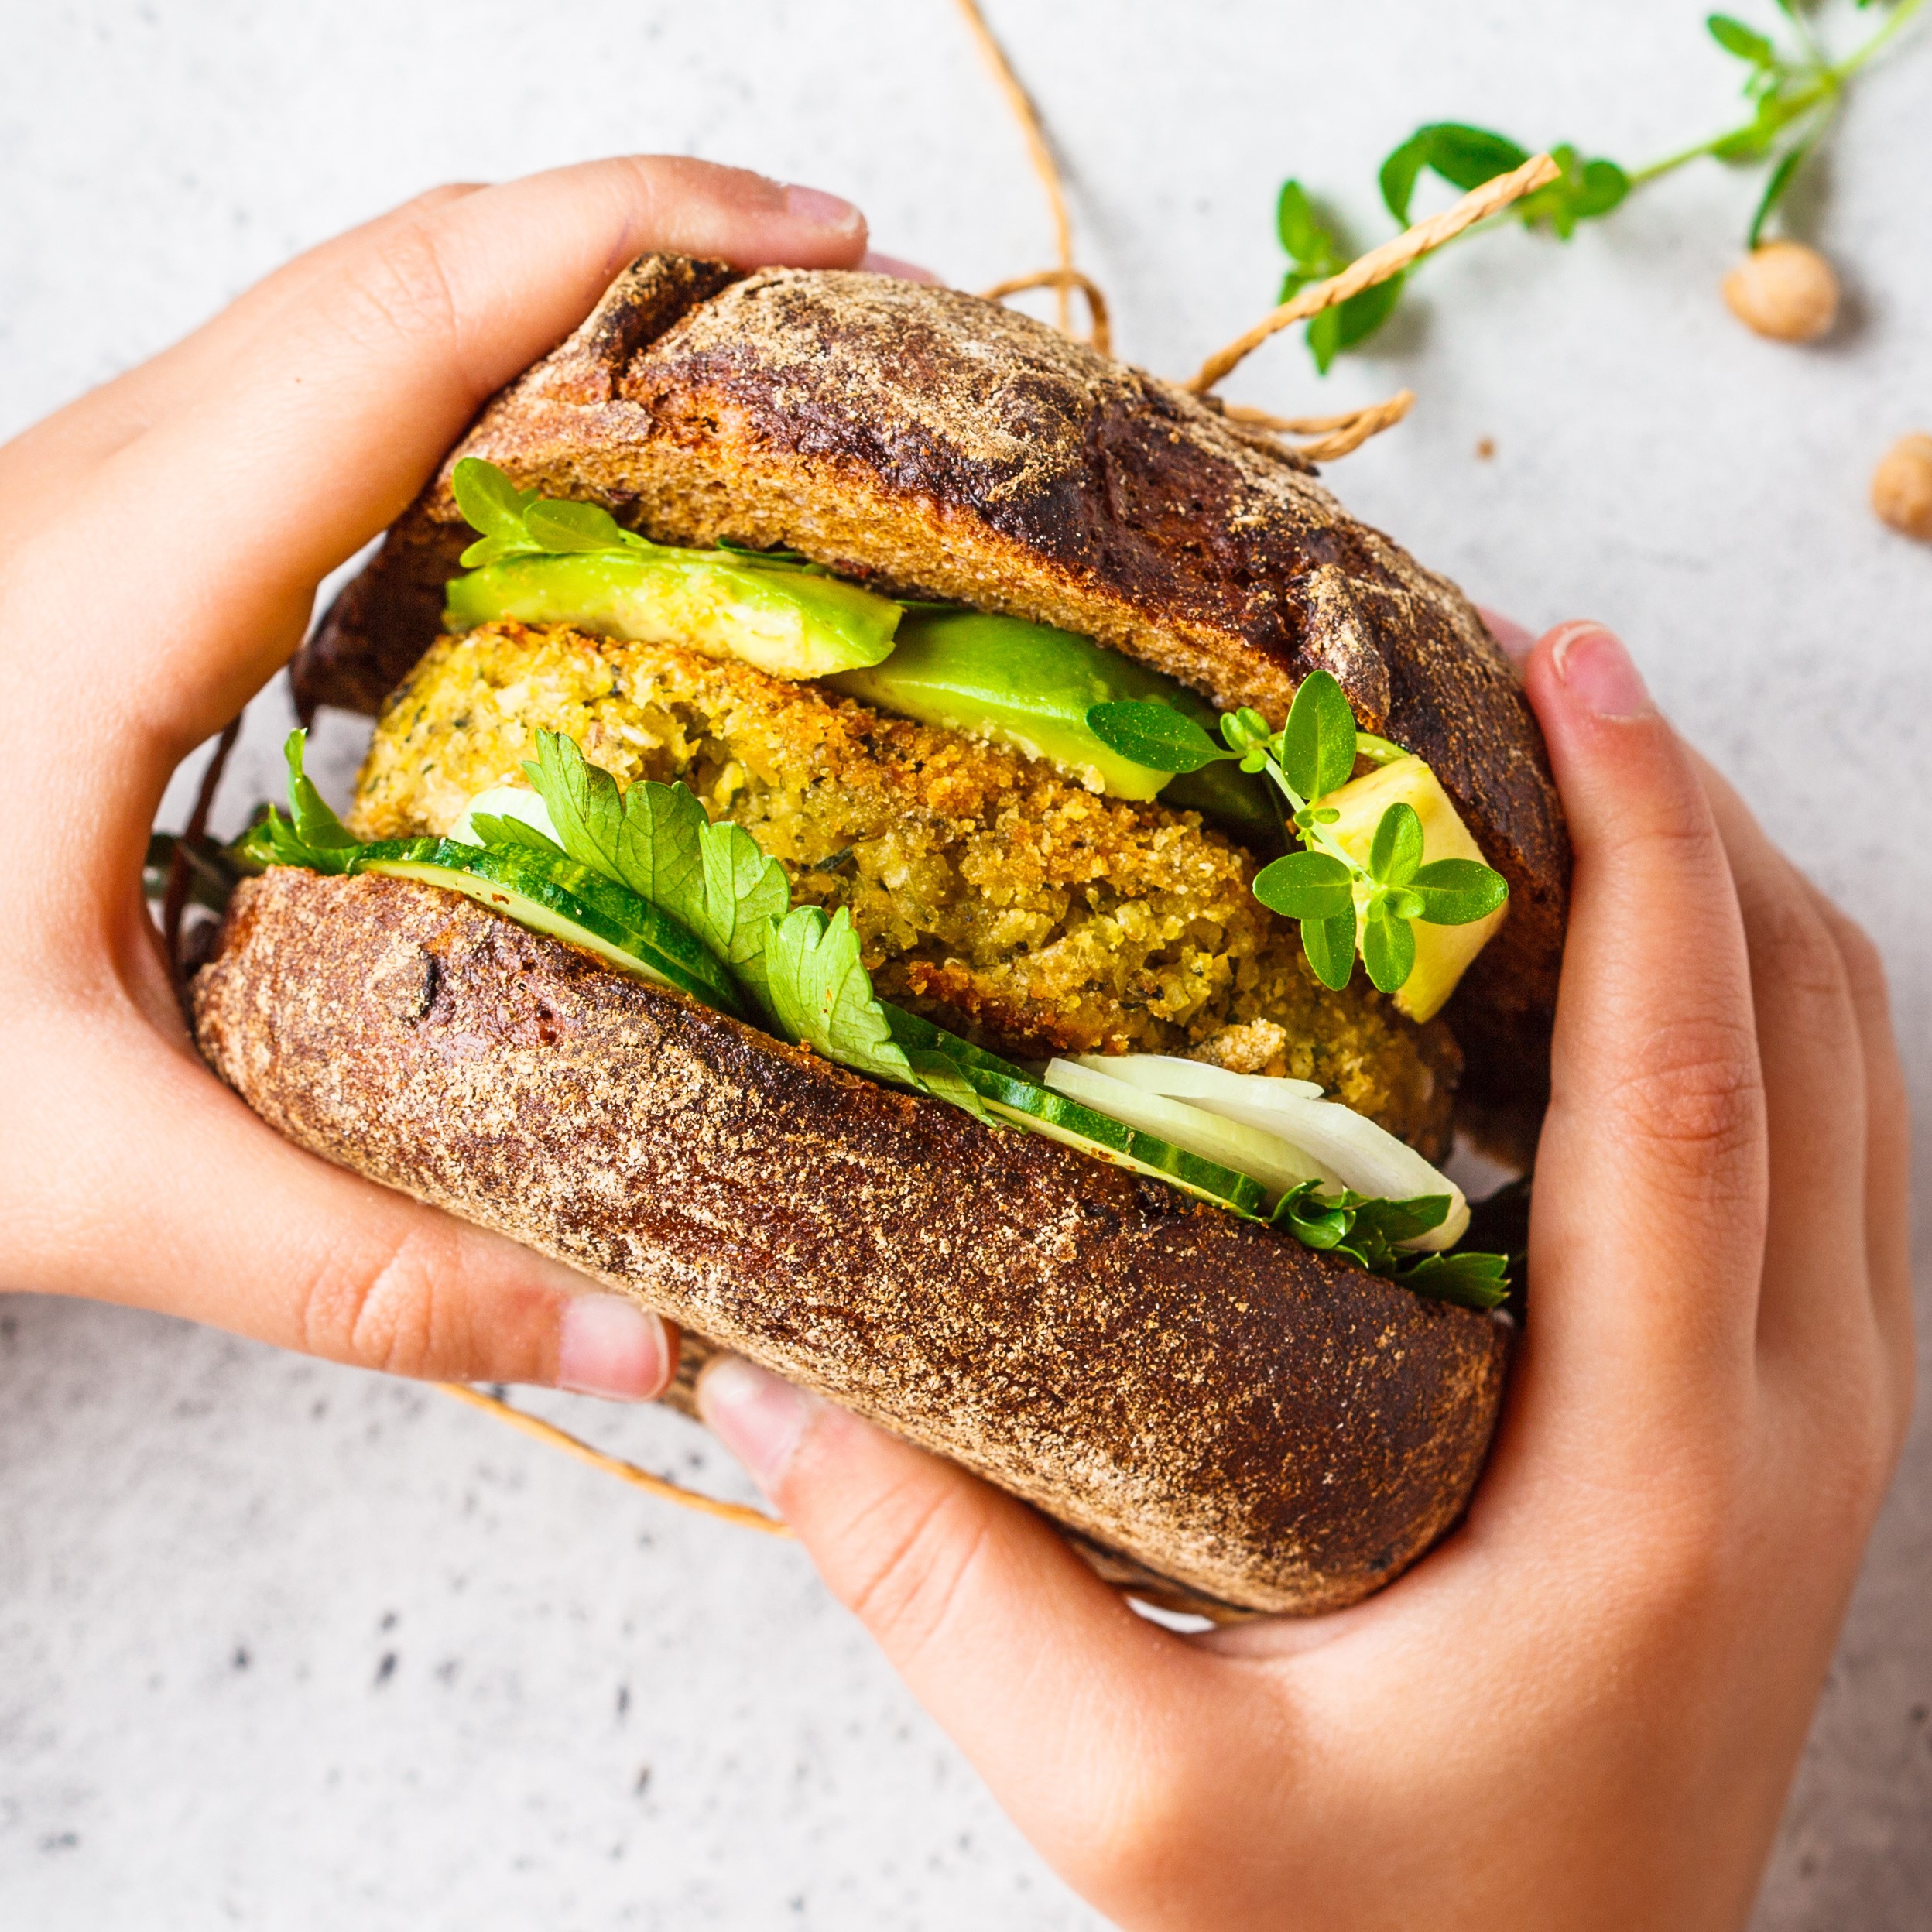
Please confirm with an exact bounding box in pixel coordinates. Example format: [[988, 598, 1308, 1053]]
[[1872, 434, 1932, 543], [1721, 242, 1840, 343]]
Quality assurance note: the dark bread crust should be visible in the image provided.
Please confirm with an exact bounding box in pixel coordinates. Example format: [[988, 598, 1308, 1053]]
[[194, 868, 1509, 1616], [296, 255, 1567, 1108]]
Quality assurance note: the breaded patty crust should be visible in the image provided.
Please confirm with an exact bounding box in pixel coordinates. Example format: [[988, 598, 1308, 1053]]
[[351, 622, 1458, 1151]]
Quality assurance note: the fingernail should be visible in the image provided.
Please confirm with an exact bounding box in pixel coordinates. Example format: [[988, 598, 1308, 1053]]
[[860, 249, 942, 285], [782, 183, 863, 235], [699, 1355, 817, 1490], [1550, 622, 1654, 720], [556, 1293, 672, 1401]]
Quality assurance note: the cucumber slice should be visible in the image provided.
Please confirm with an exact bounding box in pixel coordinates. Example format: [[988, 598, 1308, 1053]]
[[354, 839, 744, 1016], [879, 1002, 1031, 1084], [1045, 1058, 1337, 1201], [964, 1066, 1266, 1216]]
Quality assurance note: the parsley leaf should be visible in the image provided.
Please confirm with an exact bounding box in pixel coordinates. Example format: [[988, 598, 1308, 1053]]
[[518, 731, 985, 1117], [468, 812, 567, 856], [1271, 1180, 1507, 1307], [762, 905, 916, 1088]]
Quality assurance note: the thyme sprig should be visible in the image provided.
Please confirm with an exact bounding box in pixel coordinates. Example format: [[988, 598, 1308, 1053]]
[[1272, 0, 1924, 369], [1085, 672, 1507, 996]]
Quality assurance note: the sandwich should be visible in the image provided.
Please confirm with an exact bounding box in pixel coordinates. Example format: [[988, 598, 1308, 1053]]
[[190, 254, 1568, 1619]]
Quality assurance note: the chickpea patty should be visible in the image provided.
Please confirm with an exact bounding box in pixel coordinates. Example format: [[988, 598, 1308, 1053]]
[[351, 622, 1458, 1152]]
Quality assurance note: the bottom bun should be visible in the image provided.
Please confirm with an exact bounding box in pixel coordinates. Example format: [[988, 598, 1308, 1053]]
[[194, 868, 1509, 1616]]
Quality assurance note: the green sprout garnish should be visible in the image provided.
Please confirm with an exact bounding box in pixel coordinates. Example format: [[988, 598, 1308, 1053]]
[[1273, 1180, 1510, 1309], [1085, 673, 1508, 997], [1270, 0, 1925, 368], [450, 457, 830, 576]]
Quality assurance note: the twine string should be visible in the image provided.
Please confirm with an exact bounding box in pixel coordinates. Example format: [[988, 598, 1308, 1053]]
[[1186, 152, 1562, 395], [163, 712, 243, 1009], [436, 1381, 793, 1537], [1224, 389, 1418, 462], [980, 268, 1113, 357], [953, 0, 1078, 335]]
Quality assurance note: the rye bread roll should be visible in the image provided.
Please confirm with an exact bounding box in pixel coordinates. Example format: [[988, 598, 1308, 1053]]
[[197, 257, 1570, 1616], [194, 866, 1509, 1619]]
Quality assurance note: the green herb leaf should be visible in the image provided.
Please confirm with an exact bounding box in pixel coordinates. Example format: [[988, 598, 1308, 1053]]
[[1276, 670, 1358, 803], [1368, 800, 1425, 885], [523, 731, 625, 882], [272, 731, 361, 873], [1708, 12, 1778, 63], [1084, 701, 1233, 774], [1410, 857, 1510, 926], [694, 817, 793, 1009], [1277, 180, 1341, 269], [609, 779, 708, 918], [1517, 145, 1632, 237], [1352, 1194, 1452, 1245], [1252, 849, 1355, 921], [1398, 1249, 1511, 1310], [450, 457, 541, 568], [523, 498, 633, 554], [902, 1047, 995, 1123], [1270, 1183, 1495, 1303], [1271, 1180, 1355, 1249], [1747, 139, 1812, 245], [1381, 123, 1532, 225], [1305, 277, 1406, 372], [468, 811, 566, 856], [1362, 904, 1416, 993], [1300, 907, 1359, 990], [762, 905, 916, 1089]]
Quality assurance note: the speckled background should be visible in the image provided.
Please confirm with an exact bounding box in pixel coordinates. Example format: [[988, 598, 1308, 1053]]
[[2, 2, 1927, 1926]]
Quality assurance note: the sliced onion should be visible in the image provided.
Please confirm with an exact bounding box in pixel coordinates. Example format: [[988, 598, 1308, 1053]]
[[1063, 1054, 1468, 1251], [1043, 1060, 1339, 1201], [450, 785, 562, 847]]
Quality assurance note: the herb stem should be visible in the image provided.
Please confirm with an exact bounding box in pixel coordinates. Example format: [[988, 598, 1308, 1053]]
[[1625, 0, 1924, 190], [1258, 759, 1368, 885]]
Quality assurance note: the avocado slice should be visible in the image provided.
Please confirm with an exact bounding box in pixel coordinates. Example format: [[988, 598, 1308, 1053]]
[[444, 550, 902, 681], [354, 838, 745, 1016], [824, 610, 1278, 844]]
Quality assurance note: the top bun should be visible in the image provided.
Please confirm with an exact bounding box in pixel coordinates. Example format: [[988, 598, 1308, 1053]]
[[296, 255, 1568, 1118]]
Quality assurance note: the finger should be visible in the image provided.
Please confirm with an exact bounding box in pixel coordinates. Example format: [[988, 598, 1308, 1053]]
[[697, 1356, 1205, 1853], [1519, 622, 1766, 1429], [861, 250, 943, 284], [1799, 877, 1915, 1421], [7, 1004, 677, 1399], [1686, 754, 1869, 1368], [1475, 605, 1537, 664], [19, 156, 869, 759], [0, 185, 485, 532]]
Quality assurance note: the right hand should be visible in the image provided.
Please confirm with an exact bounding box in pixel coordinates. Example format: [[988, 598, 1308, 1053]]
[[701, 618, 1913, 1930]]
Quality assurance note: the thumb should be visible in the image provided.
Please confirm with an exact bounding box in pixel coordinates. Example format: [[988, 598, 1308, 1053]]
[[697, 1355, 1195, 1838]]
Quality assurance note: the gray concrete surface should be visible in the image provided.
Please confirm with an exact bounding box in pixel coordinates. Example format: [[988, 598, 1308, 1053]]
[[2, 1, 1928, 1924]]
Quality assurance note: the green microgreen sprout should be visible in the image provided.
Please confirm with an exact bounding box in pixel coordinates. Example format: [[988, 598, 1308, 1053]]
[[1086, 673, 1508, 997], [1272, 1180, 1512, 1308], [450, 457, 832, 577], [1270, 0, 1924, 369]]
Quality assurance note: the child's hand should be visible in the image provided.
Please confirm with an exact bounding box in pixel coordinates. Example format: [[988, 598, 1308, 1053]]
[[0, 157, 868, 1399], [701, 620, 1913, 1931]]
